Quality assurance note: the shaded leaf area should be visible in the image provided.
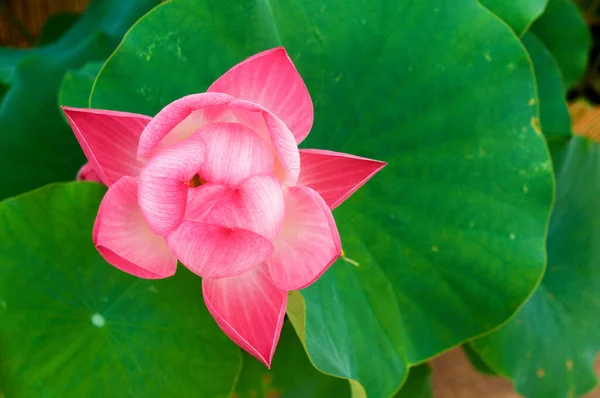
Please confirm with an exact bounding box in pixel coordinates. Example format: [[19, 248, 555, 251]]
[[234, 321, 351, 398], [479, 0, 548, 35], [59, 61, 104, 108], [0, 0, 159, 200], [531, 0, 591, 90], [462, 344, 498, 376], [522, 32, 572, 137], [0, 182, 241, 397], [91, 0, 554, 396], [472, 136, 600, 398]]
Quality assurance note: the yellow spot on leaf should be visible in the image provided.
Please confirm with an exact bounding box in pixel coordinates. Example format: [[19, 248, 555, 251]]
[[529, 98, 536, 106], [531, 117, 542, 135], [432, 246, 439, 252], [537, 368, 545, 378], [566, 359, 574, 371]]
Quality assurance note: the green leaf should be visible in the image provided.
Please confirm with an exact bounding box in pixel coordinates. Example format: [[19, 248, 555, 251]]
[[0, 182, 242, 397], [393, 365, 432, 398], [90, 0, 554, 396], [530, 0, 590, 89], [522, 32, 572, 137], [479, 0, 548, 36], [38, 13, 80, 46], [59, 61, 104, 108], [0, 0, 159, 200], [471, 136, 600, 398], [234, 321, 350, 398], [462, 345, 498, 376]]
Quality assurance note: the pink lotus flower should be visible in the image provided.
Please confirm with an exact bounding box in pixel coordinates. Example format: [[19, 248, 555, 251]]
[[62, 48, 385, 367]]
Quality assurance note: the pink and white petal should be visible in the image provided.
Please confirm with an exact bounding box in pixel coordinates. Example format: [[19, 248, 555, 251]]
[[138, 136, 206, 236], [138, 93, 300, 185], [137, 92, 234, 158], [208, 47, 313, 143], [268, 186, 342, 291], [93, 176, 177, 279], [166, 221, 274, 279], [230, 99, 300, 185], [298, 149, 387, 210], [62, 107, 151, 186], [196, 122, 273, 186], [186, 175, 285, 240], [76, 162, 102, 183], [203, 265, 287, 367]]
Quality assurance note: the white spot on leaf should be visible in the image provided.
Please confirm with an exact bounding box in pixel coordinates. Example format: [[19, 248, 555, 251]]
[[91, 313, 106, 328]]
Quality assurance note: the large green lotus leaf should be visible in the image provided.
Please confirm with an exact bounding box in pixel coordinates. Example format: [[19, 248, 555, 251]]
[[0, 0, 159, 200], [59, 61, 104, 108], [0, 182, 241, 397], [522, 32, 572, 137], [471, 136, 600, 398], [530, 0, 590, 90], [234, 321, 350, 398], [91, 0, 554, 396], [479, 0, 548, 35]]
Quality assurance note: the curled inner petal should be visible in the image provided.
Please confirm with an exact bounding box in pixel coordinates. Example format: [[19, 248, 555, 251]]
[[138, 135, 206, 236]]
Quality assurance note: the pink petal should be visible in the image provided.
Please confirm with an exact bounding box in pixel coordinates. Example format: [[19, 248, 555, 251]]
[[137, 136, 205, 236], [62, 107, 151, 186], [137, 93, 300, 185], [76, 162, 102, 183], [297, 149, 387, 210], [203, 265, 287, 367], [208, 47, 313, 144], [166, 221, 274, 278], [186, 175, 285, 240], [93, 176, 177, 279], [268, 186, 342, 290], [195, 122, 273, 186]]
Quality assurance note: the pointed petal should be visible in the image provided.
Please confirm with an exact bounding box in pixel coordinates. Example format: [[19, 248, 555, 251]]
[[203, 265, 287, 367], [186, 175, 285, 240], [208, 47, 313, 143], [137, 93, 300, 185], [196, 122, 273, 186], [93, 176, 177, 279], [76, 162, 102, 183], [166, 221, 274, 278], [138, 136, 205, 236], [268, 186, 342, 290], [298, 149, 387, 210], [62, 107, 151, 186]]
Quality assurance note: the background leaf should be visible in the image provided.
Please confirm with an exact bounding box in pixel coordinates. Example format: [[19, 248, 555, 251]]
[[479, 0, 548, 36], [59, 61, 104, 108], [522, 32, 572, 136], [90, 0, 554, 396], [234, 321, 350, 398], [530, 0, 591, 90], [471, 136, 600, 398], [0, 182, 242, 397], [0, 0, 159, 201]]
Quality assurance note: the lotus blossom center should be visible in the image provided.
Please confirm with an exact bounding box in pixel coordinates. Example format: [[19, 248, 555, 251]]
[[188, 173, 206, 188]]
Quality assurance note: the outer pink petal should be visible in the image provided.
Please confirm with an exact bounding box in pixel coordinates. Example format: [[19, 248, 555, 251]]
[[268, 186, 342, 290], [76, 162, 102, 183], [186, 175, 285, 240], [166, 221, 274, 278], [297, 149, 387, 210], [62, 107, 151, 186], [203, 265, 287, 367], [208, 47, 313, 144], [93, 176, 177, 279], [138, 136, 205, 236], [137, 93, 300, 185], [196, 122, 273, 186]]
